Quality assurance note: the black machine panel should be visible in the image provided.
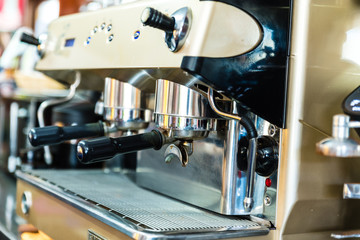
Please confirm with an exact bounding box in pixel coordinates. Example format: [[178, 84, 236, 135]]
[[181, 0, 292, 128], [343, 85, 360, 137]]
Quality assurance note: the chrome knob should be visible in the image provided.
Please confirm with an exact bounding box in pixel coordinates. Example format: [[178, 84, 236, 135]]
[[21, 191, 32, 215]]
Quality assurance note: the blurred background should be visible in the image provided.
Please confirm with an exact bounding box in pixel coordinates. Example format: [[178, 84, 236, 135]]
[[0, 0, 143, 172], [0, 1, 132, 239]]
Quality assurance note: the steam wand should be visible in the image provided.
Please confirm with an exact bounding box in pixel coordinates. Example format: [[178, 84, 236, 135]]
[[207, 88, 258, 212]]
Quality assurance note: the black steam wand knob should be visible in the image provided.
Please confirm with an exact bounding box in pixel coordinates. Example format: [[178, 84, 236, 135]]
[[237, 135, 279, 177], [141, 7, 175, 32], [28, 121, 105, 147], [20, 32, 40, 46], [77, 130, 164, 164]]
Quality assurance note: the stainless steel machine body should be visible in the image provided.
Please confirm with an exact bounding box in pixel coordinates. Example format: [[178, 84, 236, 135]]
[[15, 0, 360, 240], [137, 116, 277, 216]]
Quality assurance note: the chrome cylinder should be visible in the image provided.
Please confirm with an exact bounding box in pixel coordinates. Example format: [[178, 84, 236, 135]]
[[222, 117, 240, 213], [154, 79, 216, 139], [103, 78, 153, 130], [155, 79, 215, 118], [244, 137, 257, 212], [332, 114, 350, 139]]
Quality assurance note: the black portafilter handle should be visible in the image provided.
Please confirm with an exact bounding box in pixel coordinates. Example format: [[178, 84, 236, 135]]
[[20, 32, 40, 46], [77, 130, 164, 164], [28, 121, 105, 147], [141, 7, 175, 32]]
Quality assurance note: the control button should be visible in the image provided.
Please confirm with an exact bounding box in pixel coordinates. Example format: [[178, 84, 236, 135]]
[[133, 30, 140, 40], [21, 191, 32, 214], [100, 22, 106, 30], [264, 195, 272, 206], [107, 34, 114, 42], [91, 26, 98, 35], [107, 24, 112, 32], [84, 36, 91, 45], [265, 178, 272, 187]]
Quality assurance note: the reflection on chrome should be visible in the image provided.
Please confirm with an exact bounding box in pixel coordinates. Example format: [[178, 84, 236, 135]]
[[342, 27, 360, 65]]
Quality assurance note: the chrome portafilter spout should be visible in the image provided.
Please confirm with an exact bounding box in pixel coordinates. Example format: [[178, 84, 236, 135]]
[[316, 114, 360, 157]]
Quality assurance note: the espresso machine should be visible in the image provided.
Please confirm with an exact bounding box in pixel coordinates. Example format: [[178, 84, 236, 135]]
[[15, 0, 360, 239]]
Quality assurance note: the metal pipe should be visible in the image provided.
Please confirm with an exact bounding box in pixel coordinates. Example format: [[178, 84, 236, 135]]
[[207, 88, 258, 212], [244, 138, 257, 212], [222, 102, 240, 213], [207, 88, 241, 121], [37, 71, 81, 165], [8, 102, 19, 173]]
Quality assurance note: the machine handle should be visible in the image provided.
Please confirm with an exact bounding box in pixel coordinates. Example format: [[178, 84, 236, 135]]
[[20, 33, 40, 46], [28, 122, 105, 147], [77, 130, 163, 164], [141, 7, 175, 32]]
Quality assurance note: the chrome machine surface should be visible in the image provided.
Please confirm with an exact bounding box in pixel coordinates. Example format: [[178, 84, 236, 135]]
[[103, 77, 153, 131], [277, 0, 360, 239], [16, 0, 360, 240], [16, 0, 290, 239]]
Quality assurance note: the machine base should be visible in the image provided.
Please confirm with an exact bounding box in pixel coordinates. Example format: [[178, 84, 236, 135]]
[[16, 170, 269, 240]]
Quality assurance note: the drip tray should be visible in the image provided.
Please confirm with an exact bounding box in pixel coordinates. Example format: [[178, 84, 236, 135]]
[[16, 170, 269, 239]]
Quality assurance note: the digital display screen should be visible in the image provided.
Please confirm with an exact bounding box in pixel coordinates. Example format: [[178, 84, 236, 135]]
[[64, 38, 75, 47]]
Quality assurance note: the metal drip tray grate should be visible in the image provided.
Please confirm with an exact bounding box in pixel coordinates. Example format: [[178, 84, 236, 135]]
[[17, 170, 268, 239]]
